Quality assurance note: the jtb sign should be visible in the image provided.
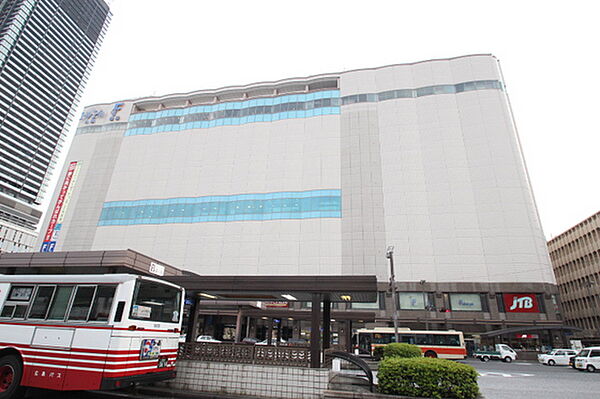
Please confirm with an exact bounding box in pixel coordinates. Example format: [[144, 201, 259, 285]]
[[503, 293, 539, 313]]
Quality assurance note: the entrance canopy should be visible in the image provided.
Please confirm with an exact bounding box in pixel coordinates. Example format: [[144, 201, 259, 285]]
[[164, 274, 378, 303], [480, 325, 583, 337]]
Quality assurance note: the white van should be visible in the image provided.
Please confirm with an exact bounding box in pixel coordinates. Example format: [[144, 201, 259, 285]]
[[573, 347, 600, 372]]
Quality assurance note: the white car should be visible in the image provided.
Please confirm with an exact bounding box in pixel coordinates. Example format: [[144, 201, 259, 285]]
[[256, 338, 286, 346], [196, 335, 221, 343], [574, 347, 600, 372], [537, 349, 578, 366]]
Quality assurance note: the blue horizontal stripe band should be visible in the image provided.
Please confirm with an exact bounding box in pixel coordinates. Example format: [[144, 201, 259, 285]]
[[98, 189, 342, 226]]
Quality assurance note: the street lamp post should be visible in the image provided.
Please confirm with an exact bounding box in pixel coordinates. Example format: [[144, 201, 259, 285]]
[[386, 246, 400, 344], [419, 279, 429, 331]]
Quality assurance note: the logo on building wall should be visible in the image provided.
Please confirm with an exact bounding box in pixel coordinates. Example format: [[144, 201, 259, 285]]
[[80, 109, 104, 124], [503, 293, 539, 313], [80, 102, 125, 124], [110, 102, 124, 121]]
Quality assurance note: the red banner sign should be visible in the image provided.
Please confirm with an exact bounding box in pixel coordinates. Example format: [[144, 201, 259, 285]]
[[503, 293, 539, 313], [265, 301, 289, 308], [43, 161, 78, 243]]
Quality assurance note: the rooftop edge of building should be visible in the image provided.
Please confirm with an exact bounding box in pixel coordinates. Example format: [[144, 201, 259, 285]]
[[82, 53, 497, 110]]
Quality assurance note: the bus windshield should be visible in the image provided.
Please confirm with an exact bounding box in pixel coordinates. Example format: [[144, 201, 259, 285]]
[[130, 279, 181, 323]]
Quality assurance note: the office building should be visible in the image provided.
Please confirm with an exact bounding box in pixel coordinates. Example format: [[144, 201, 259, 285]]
[[0, 0, 111, 251], [548, 211, 600, 343], [38, 55, 565, 346]]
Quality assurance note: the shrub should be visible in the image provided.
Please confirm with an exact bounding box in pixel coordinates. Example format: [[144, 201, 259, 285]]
[[378, 357, 479, 399], [373, 346, 385, 360], [382, 343, 422, 359]]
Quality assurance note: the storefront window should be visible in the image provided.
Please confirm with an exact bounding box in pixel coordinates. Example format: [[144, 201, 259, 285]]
[[449, 293, 483, 311]]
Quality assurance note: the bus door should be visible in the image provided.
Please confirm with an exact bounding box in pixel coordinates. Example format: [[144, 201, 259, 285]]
[[62, 285, 115, 390]]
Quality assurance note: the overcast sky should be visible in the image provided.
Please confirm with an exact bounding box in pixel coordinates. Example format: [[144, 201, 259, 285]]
[[50, 0, 599, 239]]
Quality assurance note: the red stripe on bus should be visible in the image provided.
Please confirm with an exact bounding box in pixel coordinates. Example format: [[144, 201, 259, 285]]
[[0, 321, 179, 333], [1, 342, 178, 356], [21, 350, 178, 362], [419, 346, 467, 355], [23, 355, 176, 370]]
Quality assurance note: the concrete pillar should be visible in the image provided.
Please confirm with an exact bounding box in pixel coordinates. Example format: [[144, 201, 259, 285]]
[[235, 306, 243, 343], [345, 320, 353, 353], [310, 293, 321, 368], [185, 294, 199, 343], [323, 298, 331, 350]]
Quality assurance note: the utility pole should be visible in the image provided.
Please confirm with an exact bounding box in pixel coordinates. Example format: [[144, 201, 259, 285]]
[[386, 246, 400, 344], [420, 279, 429, 331]]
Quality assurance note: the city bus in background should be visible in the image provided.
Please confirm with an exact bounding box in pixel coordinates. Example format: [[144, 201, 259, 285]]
[[0, 274, 183, 399], [354, 327, 467, 359]]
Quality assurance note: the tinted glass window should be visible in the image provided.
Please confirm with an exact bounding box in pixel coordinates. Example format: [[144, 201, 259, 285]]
[[433, 334, 460, 347], [47, 286, 74, 320], [13, 304, 28, 318], [68, 286, 96, 321], [590, 350, 600, 357], [130, 280, 181, 323], [415, 334, 433, 345], [1, 305, 15, 318], [89, 286, 116, 322], [28, 286, 56, 319]]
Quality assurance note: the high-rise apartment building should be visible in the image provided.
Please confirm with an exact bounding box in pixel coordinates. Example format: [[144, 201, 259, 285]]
[[548, 211, 600, 343], [0, 0, 110, 251], [39, 55, 565, 346]]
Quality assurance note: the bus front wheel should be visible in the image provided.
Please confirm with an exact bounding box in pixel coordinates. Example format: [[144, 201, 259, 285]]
[[0, 354, 25, 399], [424, 351, 438, 358]]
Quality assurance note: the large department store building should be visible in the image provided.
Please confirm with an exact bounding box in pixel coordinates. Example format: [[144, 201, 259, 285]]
[[37, 54, 566, 348]]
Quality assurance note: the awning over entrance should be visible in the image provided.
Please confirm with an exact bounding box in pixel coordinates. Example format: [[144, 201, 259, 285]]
[[163, 274, 378, 303], [480, 325, 583, 337]]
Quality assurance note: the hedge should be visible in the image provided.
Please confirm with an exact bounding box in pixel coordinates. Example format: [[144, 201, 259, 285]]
[[378, 357, 479, 399], [382, 343, 422, 359]]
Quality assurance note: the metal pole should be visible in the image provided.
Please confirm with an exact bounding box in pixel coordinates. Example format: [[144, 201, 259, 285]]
[[420, 279, 429, 331], [386, 246, 400, 344]]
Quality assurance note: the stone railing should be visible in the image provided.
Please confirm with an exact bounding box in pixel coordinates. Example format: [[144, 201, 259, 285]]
[[178, 342, 311, 368]]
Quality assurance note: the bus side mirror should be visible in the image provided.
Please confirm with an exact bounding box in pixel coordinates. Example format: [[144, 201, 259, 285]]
[[114, 301, 125, 322]]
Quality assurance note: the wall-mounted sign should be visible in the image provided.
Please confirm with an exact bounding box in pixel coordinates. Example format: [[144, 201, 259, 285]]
[[265, 301, 289, 308], [80, 102, 125, 124], [41, 161, 81, 252], [149, 262, 165, 276], [503, 293, 539, 313]]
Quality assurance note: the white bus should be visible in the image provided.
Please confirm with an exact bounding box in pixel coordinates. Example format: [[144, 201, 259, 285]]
[[0, 274, 184, 398], [355, 327, 467, 359]]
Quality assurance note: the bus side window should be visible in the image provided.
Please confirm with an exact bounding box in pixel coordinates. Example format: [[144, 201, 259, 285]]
[[47, 286, 74, 320], [28, 286, 56, 319], [114, 301, 125, 322], [89, 286, 116, 322], [401, 334, 416, 345], [68, 286, 97, 321]]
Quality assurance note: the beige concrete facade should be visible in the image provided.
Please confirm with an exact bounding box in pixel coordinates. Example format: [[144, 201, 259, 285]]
[[548, 211, 600, 341]]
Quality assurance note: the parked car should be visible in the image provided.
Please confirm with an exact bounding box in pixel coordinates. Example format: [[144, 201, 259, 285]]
[[569, 351, 582, 369], [473, 344, 517, 362], [196, 335, 221, 343], [287, 338, 308, 346], [241, 337, 260, 345], [537, 349, 579, 366], [573, 347, 600, 372], [256, 338, 286, 346]]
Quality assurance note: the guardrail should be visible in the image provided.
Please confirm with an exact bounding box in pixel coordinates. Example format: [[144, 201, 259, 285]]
[[178, 342, 312, 367]]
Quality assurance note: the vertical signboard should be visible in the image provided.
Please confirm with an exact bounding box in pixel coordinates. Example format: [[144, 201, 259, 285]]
[[41, 161, 81, 252]]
